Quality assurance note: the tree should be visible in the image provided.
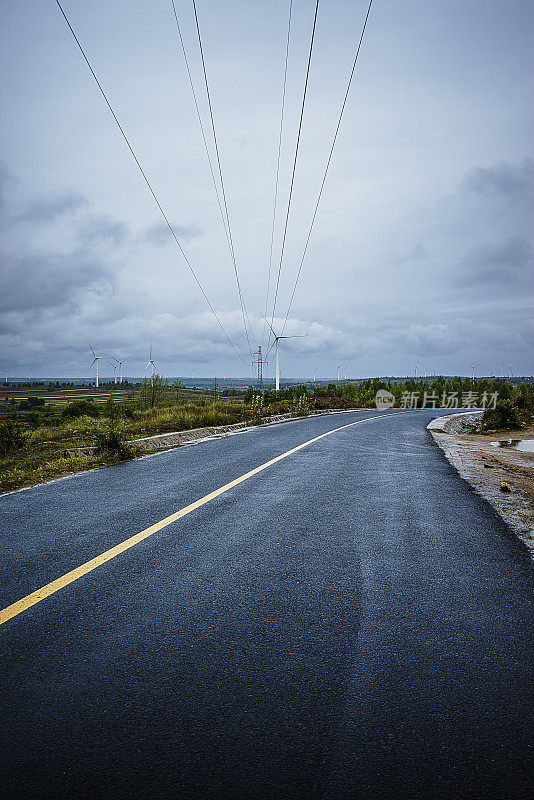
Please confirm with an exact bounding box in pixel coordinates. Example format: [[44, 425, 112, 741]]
[[481, 398, 521, 431], [62, 399, 101, 419], [0, 420, 27, 457], [18, 397, 45, 411], [172, 379, 184, 404], [136, 375, 168, 408]]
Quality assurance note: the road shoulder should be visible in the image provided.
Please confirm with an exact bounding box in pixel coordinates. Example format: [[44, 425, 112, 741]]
[[428, 412, 534, 556]]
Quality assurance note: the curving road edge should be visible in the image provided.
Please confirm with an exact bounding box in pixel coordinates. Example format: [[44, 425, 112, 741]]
[[428, 411, 534, 557]]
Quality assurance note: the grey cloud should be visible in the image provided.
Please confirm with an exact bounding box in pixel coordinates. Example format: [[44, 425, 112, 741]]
[[142, 221, 203, 247], [0, 250, 115, 317], [463, 159, 534, 202], [394, 323, 464, 357], [19, 191, 88, 223], [456, 237, 533, 287], [393, 243, 428, 267], [76, 215, 129, 247], [0, 161, 17, 214], [339, 309, 467, 359]]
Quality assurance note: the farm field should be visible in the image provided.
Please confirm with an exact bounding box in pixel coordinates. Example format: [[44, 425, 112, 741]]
[[0, 383, 241, 418], [1, 385, 132, 411]]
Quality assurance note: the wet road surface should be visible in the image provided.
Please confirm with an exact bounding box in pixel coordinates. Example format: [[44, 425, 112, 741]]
[[1, 409, 533, 799]]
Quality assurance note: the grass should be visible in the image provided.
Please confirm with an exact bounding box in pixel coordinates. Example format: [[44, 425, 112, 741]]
[[125, 402, 249, 437], [0, 400, 253, 493], [0, 445, 126, 493]]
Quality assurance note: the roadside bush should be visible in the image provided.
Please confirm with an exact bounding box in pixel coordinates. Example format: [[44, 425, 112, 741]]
[[0, 420, 27, 457], [481, 399, 521, 431], [94, 424, 128, 456], [512, 383, 534, 417], [136, 375, 169, 409], [312, 396, 361, 410], [250, 393, 264, 424], [103, 397, 128, 420], [291, 395, 310, 418], [62, 399, 100, 419], [263, 400, 291, 415]]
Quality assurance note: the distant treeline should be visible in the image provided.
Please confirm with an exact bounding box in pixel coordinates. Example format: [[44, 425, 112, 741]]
[[245, 376, 533, 408]]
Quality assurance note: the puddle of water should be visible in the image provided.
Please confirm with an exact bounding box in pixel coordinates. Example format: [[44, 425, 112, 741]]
[[491, 439, 534, 452]]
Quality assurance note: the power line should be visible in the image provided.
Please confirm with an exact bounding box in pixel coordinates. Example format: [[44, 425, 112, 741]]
[[261, 0, 293, 355], [171, 0, 258, 360], [170, 2, 231, 252], [268, 0, 320, 351], [54, 0, 248, 366], [280, 0, 374, 336], [191, 0, 255, 358]]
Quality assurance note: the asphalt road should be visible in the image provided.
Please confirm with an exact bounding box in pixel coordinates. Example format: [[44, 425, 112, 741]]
[[1, 409, 533, 800]]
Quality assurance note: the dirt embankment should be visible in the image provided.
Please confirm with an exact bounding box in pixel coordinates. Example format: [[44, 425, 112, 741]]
[[428, 412, 534, 556]]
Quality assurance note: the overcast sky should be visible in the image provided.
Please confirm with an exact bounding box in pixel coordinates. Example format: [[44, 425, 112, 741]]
[[1, 0, 533, 380]]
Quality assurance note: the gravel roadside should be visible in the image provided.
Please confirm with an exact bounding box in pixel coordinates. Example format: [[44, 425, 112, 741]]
[[428, 411, 534, 556]]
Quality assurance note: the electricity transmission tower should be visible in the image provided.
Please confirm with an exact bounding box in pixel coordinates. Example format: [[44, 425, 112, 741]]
[[253, 345, 267, 387]]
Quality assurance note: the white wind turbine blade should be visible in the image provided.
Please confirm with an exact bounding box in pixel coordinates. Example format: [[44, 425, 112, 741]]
[[261, 314, 278, 339]]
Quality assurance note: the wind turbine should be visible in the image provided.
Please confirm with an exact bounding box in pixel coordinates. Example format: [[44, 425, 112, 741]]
[[90, 344, 104, 388], [262, 317, 306, 392], [108, 361, 118, 384], [470, 363, 480, 385], [111, 357, 126, 384], [146, 347, 156, 387]]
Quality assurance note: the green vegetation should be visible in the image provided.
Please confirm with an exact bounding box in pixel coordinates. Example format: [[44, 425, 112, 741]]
[[18, 397, 45, 411], [0, 377, 250, 492], [480, 392, 533, 432], [0, 420, 27, 458], [480, 399, 521, 430], [62, 399, 101, 419], [136, 375, 170, 409], [1, 375, 532, 493], [94, 424, 129, 456]]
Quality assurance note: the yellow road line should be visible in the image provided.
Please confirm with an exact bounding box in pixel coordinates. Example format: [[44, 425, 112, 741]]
[[0, 411, 405, 626]]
